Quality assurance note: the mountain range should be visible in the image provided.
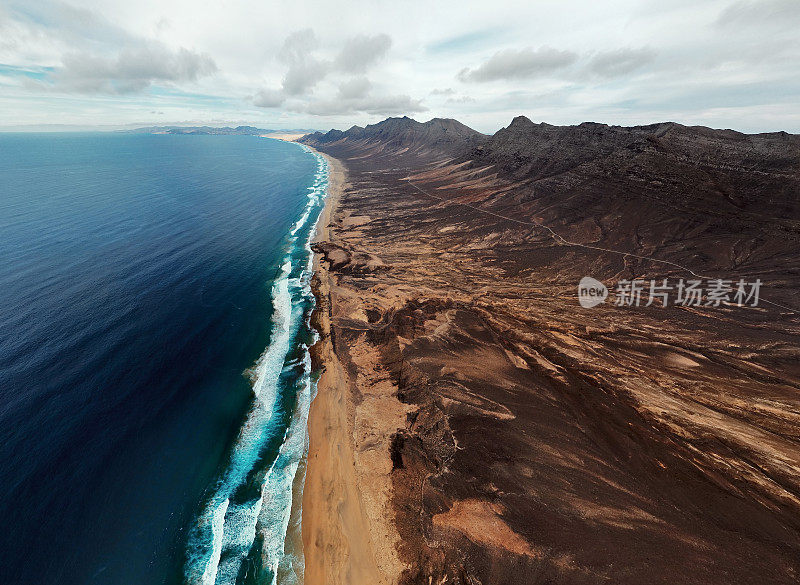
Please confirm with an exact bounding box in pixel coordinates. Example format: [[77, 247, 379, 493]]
[[300, 115, 800, 585]]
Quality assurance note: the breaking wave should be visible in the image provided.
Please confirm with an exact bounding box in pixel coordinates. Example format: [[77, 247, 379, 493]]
[[184, 144, 328, 585]]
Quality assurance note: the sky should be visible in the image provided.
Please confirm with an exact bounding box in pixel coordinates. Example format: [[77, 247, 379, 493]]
[[0, 0, 798, 133]]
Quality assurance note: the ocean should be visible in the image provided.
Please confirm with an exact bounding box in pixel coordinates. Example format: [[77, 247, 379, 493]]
[[0, 133, 328, 585]]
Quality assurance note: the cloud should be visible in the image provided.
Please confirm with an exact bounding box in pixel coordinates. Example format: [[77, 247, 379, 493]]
[[431, 87, 478, 104], [586, 48, 655, 78], [6, 0, 136, 47], [446, 95, 476, 104], [253, 88, 284, 107], [304, 93, 426, 116], [277, 28, 317, 62], [335, 34, 391, 73], [278, 29, 330, 95], [3, 2, 798, 133], [53, 43, 217, 93], [281, 59, 329, 95], [255, 31, 400, 110], [716, 0, 800, 27], [338, 77, 371, 99], [273, 31, 390, 97], [458, 46, 577, 82], [2, 2, 215, 94], [426, 28, 503, 55], [360, 94, 426, 115], [305, 71, 424, 116]]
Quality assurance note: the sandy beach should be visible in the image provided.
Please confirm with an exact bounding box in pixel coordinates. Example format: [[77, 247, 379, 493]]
[[266, 133, 309, 141], [302, 149, 406, 585]]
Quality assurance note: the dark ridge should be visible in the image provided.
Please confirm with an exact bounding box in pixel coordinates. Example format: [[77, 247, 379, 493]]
[[303, 113, 800, 303], [299, 116, 487, 159]]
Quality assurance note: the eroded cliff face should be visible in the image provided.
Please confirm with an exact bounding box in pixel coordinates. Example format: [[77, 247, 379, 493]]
[[302, 117, 800, 584]]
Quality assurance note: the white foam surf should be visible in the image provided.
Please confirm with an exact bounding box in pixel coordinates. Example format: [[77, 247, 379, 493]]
[[185, 144, 328, 585]]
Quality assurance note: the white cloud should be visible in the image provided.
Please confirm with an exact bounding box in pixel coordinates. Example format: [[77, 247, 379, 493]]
[[716, 0, 800, 27], [249, 30, 414, 117], [52, 44, 217, 93], [277, 29, 330, 96], [0, 0, 798, 132], [252, 88, 284, 108], [446, 95, 476, 104], [458, 47, 578, 82], [335, 34, 391, 73], [338, 77, 371, 99], [586, 48, 656, 79], [304, 94, 426, 116]]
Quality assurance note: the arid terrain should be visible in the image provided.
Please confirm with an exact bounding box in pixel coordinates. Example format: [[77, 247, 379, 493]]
[[300, 117, 800, 585]]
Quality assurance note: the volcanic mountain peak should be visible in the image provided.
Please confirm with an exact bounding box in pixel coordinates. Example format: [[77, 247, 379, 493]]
[[363, 115, 416, 134], [302, 114, 800, 289], [357, 116, 483, 142], [420, 116, 483, 136], [300, 116, 486, 158], [505, 114, 540, 130]]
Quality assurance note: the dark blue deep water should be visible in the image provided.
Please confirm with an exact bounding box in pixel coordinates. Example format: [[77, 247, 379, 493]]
[[0, 134, 326, 585]]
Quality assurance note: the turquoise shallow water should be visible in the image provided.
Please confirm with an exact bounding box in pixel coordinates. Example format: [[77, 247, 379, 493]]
[[0, 133, 327, 585]]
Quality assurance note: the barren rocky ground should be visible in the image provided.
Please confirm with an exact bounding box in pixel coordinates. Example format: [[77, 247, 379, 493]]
[[302, 117, 800, 584]]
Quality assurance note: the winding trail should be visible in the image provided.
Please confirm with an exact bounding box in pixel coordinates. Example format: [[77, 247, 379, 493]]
[[406, 180, 797, 314]]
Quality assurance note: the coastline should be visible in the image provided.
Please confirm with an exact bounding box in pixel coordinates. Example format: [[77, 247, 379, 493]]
[[301, 146, 405, 585], [183, 140, 331, 585]]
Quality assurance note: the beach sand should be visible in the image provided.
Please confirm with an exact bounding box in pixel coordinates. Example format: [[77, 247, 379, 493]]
[[265, 133, 309, 141], [302, 150, 405, 585]]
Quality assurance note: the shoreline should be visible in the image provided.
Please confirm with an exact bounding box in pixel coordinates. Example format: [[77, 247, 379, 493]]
[[182, 141, 331, 585], [301, 145, 404, 585]]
